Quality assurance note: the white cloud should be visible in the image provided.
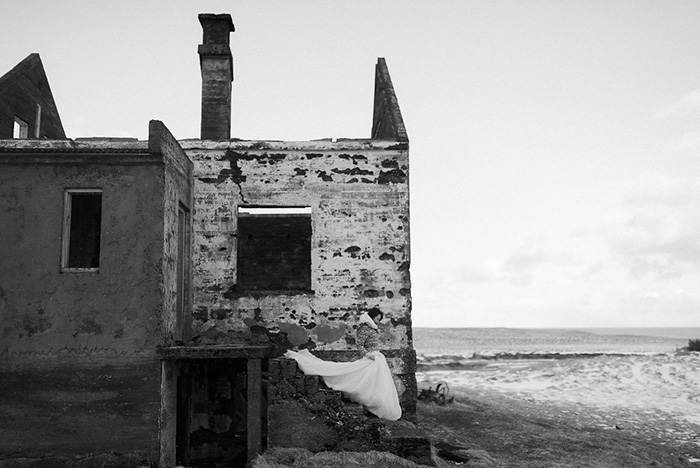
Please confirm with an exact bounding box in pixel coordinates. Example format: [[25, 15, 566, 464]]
[[657, 89, 700, 119], [605, 177, 700, 280], [413, 174, 700, 328], [663, 131, 700, 154]]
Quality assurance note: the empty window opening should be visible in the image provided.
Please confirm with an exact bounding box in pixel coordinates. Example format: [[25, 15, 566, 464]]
[[62, 190, 102, 271], [13, 117, 28, 139], [34, 104, 42, 138], [237, 206, 311, 292]]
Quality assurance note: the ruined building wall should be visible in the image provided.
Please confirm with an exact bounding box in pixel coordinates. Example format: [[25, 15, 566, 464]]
[[183, 138, 414, 404], [151, 120, 195, 343], [0, 54, 66, 139], [0, 140, 178, 460]]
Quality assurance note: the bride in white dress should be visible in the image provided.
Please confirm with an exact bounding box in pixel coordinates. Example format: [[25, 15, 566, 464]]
[[284, 308, 402, 421]]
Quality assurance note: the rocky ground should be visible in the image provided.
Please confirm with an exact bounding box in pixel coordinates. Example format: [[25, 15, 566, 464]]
[[416, 384, 700, 467]]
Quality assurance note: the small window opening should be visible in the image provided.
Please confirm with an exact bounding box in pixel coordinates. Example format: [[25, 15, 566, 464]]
[[13, 117, 28, 139], [237, 206, 312, 292], [62, 190, 102, 271], [34, 104, 42, 138]]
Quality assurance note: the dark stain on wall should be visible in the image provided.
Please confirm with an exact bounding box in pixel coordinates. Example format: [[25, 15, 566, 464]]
[[19, 309, 51, 337], [338, 154, 369, 164], [344, 246, 361, 257], [316, 171, 333, 182], [314, 323, 348, 343], [194, 306, 209, 322], [212, 308, 228, 320], [223, 285, 238, 300], [377, 168, 407, 184], [279, 322, 308, 346], [305, 153, 324, 159], [198, 167, 244, 185], [379, 252, 395, 261], [76, 316, 103, 335], [331, 167, 374, 176]]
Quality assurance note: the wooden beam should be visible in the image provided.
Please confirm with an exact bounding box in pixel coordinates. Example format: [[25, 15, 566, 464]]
[[159, 361, 177, 468], [247, 358, 263, 463]]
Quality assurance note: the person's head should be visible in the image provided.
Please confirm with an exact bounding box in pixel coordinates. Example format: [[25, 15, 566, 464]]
[[367, 307, 383, 324]]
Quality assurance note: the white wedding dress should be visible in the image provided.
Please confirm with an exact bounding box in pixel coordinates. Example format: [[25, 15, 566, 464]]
[[284, 348, 402, 421]]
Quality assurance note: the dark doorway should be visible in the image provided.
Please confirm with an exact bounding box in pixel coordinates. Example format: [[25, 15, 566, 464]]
[[175, 358, 266, 468]]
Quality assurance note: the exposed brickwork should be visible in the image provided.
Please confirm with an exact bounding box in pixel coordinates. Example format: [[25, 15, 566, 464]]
[[268, 357, 430, 464]]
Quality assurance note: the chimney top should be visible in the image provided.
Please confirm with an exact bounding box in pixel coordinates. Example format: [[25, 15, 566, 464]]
[[198, 13, 235, 140], [198, 14, 235, 48]]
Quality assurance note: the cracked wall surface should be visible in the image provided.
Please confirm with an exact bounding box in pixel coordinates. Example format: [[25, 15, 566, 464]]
[[182, 137, 414, 405]]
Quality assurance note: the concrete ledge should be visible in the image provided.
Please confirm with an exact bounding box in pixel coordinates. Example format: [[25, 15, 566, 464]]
[[156, 344, 272, 359]]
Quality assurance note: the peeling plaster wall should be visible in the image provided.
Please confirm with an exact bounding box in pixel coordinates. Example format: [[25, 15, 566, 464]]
[[183, 138, 414, 402], [0, 152, 165, 459]]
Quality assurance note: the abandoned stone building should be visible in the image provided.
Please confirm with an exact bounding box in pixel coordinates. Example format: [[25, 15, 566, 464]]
[[0, 13, 416, 468]]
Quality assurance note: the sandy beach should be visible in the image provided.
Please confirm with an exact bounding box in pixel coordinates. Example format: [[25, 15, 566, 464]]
[[417, 352, 700, 465]]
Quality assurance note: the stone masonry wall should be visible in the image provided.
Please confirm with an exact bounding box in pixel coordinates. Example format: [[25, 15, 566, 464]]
[[182, 138, 414, 402]]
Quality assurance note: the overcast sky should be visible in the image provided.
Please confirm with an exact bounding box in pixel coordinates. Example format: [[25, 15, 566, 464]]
[[3, 1, 700, 328]]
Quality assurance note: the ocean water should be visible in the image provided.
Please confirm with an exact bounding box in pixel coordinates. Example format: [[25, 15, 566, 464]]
[[413, 327, 700, 357], [415, 327, 700, 439]]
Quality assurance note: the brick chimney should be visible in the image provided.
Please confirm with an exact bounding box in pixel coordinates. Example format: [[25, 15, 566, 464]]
[[198, 14, 235, 139]]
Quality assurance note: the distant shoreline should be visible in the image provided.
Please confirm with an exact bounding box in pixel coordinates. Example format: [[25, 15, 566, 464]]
[[413, 326, 700, 340], [416, 349, 698, 371]]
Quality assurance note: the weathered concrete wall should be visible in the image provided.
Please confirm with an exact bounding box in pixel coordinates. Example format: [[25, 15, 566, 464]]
[[182, 138, 414, 404], [151, 120, 195, 344], [0, 142, 168, 460], [0, 157, 163, 365], [0, 363, 160, 460]]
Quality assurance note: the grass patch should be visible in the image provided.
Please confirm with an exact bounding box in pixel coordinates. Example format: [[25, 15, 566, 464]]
[[252, 447, 425, 468]]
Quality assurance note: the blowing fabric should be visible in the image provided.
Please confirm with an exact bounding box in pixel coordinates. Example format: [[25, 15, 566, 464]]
[[284, 348, 402, 421]]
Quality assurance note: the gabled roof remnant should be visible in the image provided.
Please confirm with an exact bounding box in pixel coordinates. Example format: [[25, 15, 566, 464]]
[[371, 58, 408, 142]]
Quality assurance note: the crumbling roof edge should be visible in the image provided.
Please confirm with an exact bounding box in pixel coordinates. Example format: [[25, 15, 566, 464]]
[[178, 138, 408, 151], [0, 138, 149, 154]]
